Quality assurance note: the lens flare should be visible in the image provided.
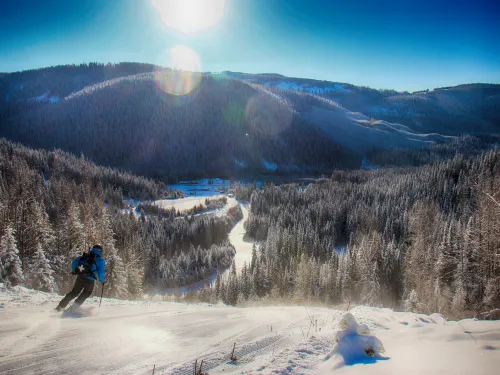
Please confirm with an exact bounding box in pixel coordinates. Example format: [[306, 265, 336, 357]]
[[152, 0, 225, 34], [155, 45, 202, 96], [245, 94, 293, 136]]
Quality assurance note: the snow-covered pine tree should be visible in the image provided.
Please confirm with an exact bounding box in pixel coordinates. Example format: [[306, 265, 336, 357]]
[[127, 256, 144, 299], [28, 243, 57, 293], [64, 202, 85, 259], [214, 274, 222, 301], [252, 260, 265, 298], [227, 261, 238, 305], [0, 226, 24, 287], [295, 252, 312, 301], [240, 262, 251, 301], [463, 216, 480, 306], [404, 290, 419, 312], [99, 207, 128, 299], [436, 220, 458, 287], [32, 201, 55, 257], [250, 243, 257, 274], [106, 253, 129, 299]]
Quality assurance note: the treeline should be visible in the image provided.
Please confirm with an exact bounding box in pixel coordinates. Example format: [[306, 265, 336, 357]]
[[0, 140, 242, 298], [195, 151, 500, 318], [1, 69, 358, 180], [0, 138, 166, 200], [365, 135, 500, 168]]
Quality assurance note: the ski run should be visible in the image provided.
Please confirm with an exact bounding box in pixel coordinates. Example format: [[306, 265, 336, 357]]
[[1, 285, 499, 375]]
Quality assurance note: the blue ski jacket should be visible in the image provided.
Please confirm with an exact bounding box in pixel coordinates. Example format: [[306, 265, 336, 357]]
[[71, 247, 106, 283]]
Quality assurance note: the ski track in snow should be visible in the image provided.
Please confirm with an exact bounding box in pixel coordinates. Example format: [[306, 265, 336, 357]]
[[226, 200, 253, 273], [1, 286, 500, 375]]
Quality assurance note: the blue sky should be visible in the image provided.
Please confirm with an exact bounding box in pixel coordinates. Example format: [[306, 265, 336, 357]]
[[0, 0, 498, 91]]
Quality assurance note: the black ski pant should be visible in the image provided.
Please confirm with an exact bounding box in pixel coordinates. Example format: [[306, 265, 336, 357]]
[[58, 277, 95, 308]]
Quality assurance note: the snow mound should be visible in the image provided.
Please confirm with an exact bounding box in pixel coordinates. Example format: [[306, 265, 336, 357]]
[[323, 313, 385, 369]]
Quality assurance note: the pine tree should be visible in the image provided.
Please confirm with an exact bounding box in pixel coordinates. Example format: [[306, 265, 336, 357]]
[[436, 221, 458, 287], [0, 226, 24, 287], [241, 262, 251, 300], [250, 243, 257, 274], [32, 202, 55, 256], [214, 274, 221, 301], [252, 261, 264, 298], [127, 259, 144, 300], [64, 202, 85, 259], [227, 261, 238, 305], [107, 253, 129, 299], [98, 206, 128, 298], [296, 252, 312, 301], [28, 243, 57, 293]]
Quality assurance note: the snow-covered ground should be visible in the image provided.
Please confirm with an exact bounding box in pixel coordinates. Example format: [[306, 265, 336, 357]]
[[227, 202, 252, 273], [1, 285, 499, 375], [154, 195, 226, 212]]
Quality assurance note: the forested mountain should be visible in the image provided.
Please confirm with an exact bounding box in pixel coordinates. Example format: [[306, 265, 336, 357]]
[[0, 140, 242, 297], [3, 63, 497, 180], [1, 64, 356, 179], [223, 72, 500, 135], [197, 151, 500, 318], [0, 63, 155, 109]]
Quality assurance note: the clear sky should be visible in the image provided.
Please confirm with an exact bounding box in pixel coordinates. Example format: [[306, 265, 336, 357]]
[[0, 0, 499, 91]]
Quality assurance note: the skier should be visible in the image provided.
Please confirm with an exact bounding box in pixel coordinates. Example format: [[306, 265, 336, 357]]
[[55, 244, 106, 312]]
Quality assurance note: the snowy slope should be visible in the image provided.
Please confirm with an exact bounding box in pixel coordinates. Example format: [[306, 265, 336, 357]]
[[1, 285, 499, 375], [300, 103, 452, 152], [227, 201, 252, 273], [247, 81, 452, 153]]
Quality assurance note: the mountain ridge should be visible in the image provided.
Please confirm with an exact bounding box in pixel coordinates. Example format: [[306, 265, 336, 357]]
[[1, 63, 498, 179]]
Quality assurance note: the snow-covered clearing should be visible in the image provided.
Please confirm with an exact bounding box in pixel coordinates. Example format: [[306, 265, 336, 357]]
[[154, 196, 226, 212], [1, 286, 499, 375], [27, 91, 60, 103]]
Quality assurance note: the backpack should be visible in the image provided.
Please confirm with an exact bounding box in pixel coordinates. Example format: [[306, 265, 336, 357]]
[[74, 251, 98, 279]]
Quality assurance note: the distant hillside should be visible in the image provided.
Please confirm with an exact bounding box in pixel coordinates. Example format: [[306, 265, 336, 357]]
[[1, 65, 357, 178], [221, 72, 500, 135], [1, 64, 498, 179]]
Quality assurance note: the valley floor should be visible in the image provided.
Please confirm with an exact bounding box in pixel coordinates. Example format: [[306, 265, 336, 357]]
[[1, 286, 499, 374]]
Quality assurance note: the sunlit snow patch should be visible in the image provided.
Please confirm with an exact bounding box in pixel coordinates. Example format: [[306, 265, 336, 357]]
[[27, 91, 60, 103]]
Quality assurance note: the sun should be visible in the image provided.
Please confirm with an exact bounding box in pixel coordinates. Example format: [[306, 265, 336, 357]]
[[152, 0, 225, 34]]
